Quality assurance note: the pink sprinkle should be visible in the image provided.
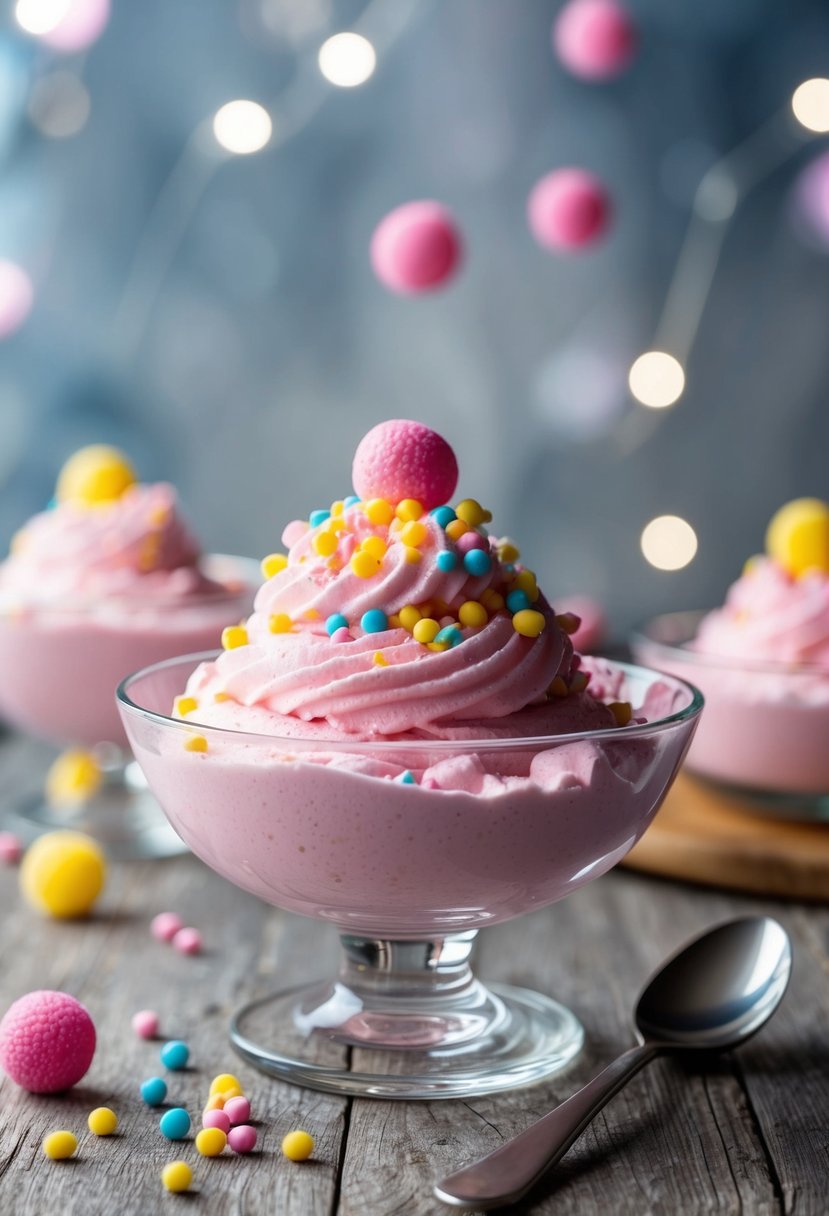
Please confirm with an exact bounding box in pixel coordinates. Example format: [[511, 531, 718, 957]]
[[331, 627, 351, 644], [151, 912, 183, 942], [370, 201, 462, 295], [224, 1095, 251, 1126], [203, 1109, 231, 1133], [172, 927, 202, 955], [0, 832, 23, 864], [131, 1009, 159, 1039], [455, 531, 486, 554], [227, 1124, 257, 1154]]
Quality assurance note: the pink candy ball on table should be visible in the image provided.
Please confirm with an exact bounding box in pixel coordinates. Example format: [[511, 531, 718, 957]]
[[203, 1109, 231, 1134], [352, 420, 458, 510], [553, 0, 638, 80], [131, 1009, 159, 1039], [228, 1125, 257, 1154], [528, 169, 611, 251], [0, 990, 95, 1093], [224, 1095, 251, 1125], [172, 927, 202, 955], [151, 911, 183, 942], [371, 201, 461, 294]]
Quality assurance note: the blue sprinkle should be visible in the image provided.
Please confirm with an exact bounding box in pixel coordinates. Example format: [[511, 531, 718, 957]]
[[344, 495, 360, 507], [140, 1076, 167, 1106], [431, 505, 456, 528], [506, 589, 531, 613], [436, 550, 458, 572], [160, 1040, 190, 1071], [159, 1108, 191, 1140], [463, 549, 492, 577], [435, 625, 462, 647], [503, 563, 515, 575], [398, 770, 416, 785], [309, 508, 330, 527], [361, 608, 388, 634], [326, 612, 349, 636]]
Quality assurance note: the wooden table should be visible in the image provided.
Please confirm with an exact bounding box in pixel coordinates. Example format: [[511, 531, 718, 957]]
[[1, 733, 827, 1216]]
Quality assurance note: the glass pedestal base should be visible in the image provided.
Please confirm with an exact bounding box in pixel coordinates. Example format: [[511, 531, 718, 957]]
[[230, 933, 584, 1099]]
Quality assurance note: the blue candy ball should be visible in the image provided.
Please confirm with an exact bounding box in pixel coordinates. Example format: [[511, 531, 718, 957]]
[[160, 1040, 190, 1071], [431, 505, 456, 528], [326, 612, 349, 636], [463, 549, 492, 576], [309, 508, 330, 527], [140, 1076, 168, 1106], [361, 608, 388, 634], [436, 550, 458, 572], [506, 589, 531, 614], [343, 495, 360, 507], [159, 1108, 191, 1140]]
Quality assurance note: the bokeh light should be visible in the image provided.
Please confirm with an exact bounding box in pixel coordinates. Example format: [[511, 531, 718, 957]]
[[212, 100, 272, 155], [792, 78, 829, 133], [628, 351, 685, 408], [15, 0, 71, 35], [0, 261, 34, 339], [28, 72, 90, 139], [794, 149, 829, 247], [640, 515, 698, 571], [532, 346, 626, 441], [318, 33, 376, 88], [16, 0, 110, 51]]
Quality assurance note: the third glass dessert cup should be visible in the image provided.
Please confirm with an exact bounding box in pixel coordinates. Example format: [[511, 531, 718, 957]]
[[118, 653, 702, 1100]]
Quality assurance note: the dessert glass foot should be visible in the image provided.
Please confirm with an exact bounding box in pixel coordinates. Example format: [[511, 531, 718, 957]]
[[119, 654, 702, 1098]]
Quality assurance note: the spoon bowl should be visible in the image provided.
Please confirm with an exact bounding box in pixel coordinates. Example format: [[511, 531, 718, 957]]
[[435, 916, 792, 1209]]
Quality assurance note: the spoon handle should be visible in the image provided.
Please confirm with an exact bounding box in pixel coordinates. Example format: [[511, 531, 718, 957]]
[[434, 1042, 661, 1209]]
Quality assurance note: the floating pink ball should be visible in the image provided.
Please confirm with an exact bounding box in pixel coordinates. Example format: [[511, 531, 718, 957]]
[[228, 1125, 257, 1154], [528, 169, 611, 252], [151, 911, 183, 942], [0, 990, 96, 1093], [131, 1009, 159, 1040], [553, 0, 638, 81], [370, 201, 462, 294], [0, 262, 33, 339], [172, 926, 203, 955], [352, 420, 458, 509], [224, 1095, 251, 1126], [0, 832, 23, 864], [203, 1109, 231, 1133]]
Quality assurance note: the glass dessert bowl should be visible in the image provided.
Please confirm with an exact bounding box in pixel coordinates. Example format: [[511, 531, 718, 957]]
[[0, 446, 256, 858]]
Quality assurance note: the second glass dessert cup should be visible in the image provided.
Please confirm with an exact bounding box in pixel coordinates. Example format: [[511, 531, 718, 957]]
[[118, 654, 702, 1099]]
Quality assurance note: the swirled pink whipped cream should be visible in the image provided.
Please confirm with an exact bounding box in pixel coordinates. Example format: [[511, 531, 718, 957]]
[[1, 483, 222, 607], [694, 557, 829, 667], [179, 421, 623, 740]]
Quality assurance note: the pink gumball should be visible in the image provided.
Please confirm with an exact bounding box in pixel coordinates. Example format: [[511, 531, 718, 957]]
[[553, 0, 638, 81], [370, 201, 461, 294], [352, 420, 458, 509], [228, 1125, 257, 1154], [0, 990, 96, 1093], [203, 1109, 232, 1133], [528, 169, 611, 252], [224, 1095, 251, 1125]]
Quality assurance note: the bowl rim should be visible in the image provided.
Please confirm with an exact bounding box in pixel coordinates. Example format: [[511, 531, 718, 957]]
[[632, 609, 829, 678], [116, 652, 704, 753]]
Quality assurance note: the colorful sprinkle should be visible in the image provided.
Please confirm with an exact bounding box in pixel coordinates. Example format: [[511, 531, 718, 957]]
[[413, 618, 440, 644], [361, 608, 388, 633], [141, 1076, 168, 1106], [351, 551, 381, 578], [435, 625, 462, 646], [445, 519, 468, 542], [512, 609, 546, 638], [431, 505, 456, 527], [261, 553, 288, 579], [209, 1073, 243, 1097], [463, 549, 492, 576], [151, 911, 182, 941], [88, 1107, 118, 1136], [395, 498, 424, 522], [364, 498, 394, 526], [224, 1095, 251, 1125], [556, 612, 581, 635], [344, 495, 360, 508], [282, 1130, 315, 1161], [309, 509, 330, 527], [132, 1009, 159, 1039], [458, 601, 487, 628], [172, 927, 203, 955], [203, 1109, 231, 1133], [403, 545, 422, 563], [436, 550, 458, 572], [161, 1161, 193, 1193], [313, 531, 338, 557], [184, 736, 208, 753], [513, 570, 540, 601], [269, 613, 293, 633], [42, 1130, 77, 1160], [196, 1127, 227, 1157], [221, 625, 248, 650], [326, 613, 349, 636], [506, 589, 531, 613], [400, 520, 427, 547], [373, 651, 388, 666], [160, 1040, 189, 1071], [456, 530, 486, 554], [361, 535, 387, 560], [398, 770, 416, 784], [549, 676, 569, 697], [497, 541, 520, 563], [0, 831, 23, 864], [174, 696, 198, 717], [399, 604, 421, 631], [160, 1108, 191, 1141], [608, 701, 633, 726], [228, 1125, 257, 1154], [455, 499, 491, 527], [480, 589, 505, 613], [331, 626, 350, 643]]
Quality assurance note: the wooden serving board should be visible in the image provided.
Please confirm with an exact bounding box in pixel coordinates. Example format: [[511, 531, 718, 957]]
[[623, 772, 829, 900]]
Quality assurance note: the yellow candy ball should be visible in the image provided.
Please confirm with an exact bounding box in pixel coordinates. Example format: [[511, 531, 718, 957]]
[[56, 445, 136, 507], [398, 604, 421, 632], [361, 535, 387, 560], [282, 1129, 315, 1161], [20, 830, 106, 919], [395, 498, 423, 522], [45, 749, 102, 808], [261, 552, 288, 580], [512, 609, 546, 638], [88, 1107, 118, 1136], [161, 1161, 193, 1193], [196, 1127, 227, 1157], [43, 1131, 77, 1160], [400, 520, 427, 548], [765, 498, 829, 578], [455, 498, 487, 527], [364, 498, 394, 526], [412, 618, 440, 644], [459, 601, 488, 629], [221, 625, 248, 650], [351, 551, 380, 579], [312, 531, 338, 557], [209, 1073, 243, 1097]]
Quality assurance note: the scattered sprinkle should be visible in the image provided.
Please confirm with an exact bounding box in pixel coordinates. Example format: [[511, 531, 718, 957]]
[[184, 736, 208, 753], [269, 613, 293, 633], [463, 549, 492, 576], [326, 612, 348, 636], [282, 1129, 315, 1161], [160, 1040, 190, 1071], [172, 927, 203, 955], [261, 553, 288, 579], [512, 609, 546, 638], [151, 911, 183, 941], [159, 1108, 192, 1141], [42, 1130, 77, 1160], [221, 625, 248, 650], [132, 1009, 159, 1039], [88, 1107, 118, 1136], [141, 1076, 168, 1106], [161, 1161, 193, 1193]]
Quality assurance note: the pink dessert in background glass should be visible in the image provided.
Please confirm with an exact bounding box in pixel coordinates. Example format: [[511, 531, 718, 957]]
[[633, 498, 829, 816], [0, 445, 256, 857], [119, 420, 702, 1098]]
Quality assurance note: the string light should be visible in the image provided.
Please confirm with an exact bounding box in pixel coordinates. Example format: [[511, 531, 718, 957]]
[[628, 351, 685, 409], [791, 79, 829, 134], [641, 515, 698, 571], [318, 32, 376, 87], [212, 101, 272, 155]]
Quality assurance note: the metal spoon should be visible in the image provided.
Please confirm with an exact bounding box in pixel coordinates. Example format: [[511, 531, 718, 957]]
[[435, 916, 791, 1210]]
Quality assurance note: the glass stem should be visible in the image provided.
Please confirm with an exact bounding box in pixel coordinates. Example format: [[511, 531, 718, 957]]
[[338, 931, 479, 1002]]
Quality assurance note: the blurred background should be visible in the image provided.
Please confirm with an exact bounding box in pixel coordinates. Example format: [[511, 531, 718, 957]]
[[1, 0, 829, 637]]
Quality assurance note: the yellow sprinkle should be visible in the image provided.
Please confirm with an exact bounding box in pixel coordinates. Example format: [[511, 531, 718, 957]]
[[512, 609, 546, 638], [209, 1073, 243, 1097], [88, 1107, 118, 1136], [174, 696, 198, 717], [221, 625, 248, 650], [373, 651, 388, 666], [555, 612, 580, 635], [184, 735, 208, 753], [403, 546, 422, 564], [608, 701, 633, 727], [282, 1130, 315, 1162], [766, 497, 829, 577], [387, 614, 401, 629], [445, 519, 468, 542], [549, 676, 569, 698], [222, 1086, 243, 1102], [480, 589, 505, 613], [148, 505, 170, 527], [196, 1127, 227, 1157], [417, 601, 433, 618], [45, 749, 102, 808], [213, 691, 230, 703], [570, 671, 589, 693], [399, 605, 421, 632], [313, 531, 338, 557], [351, 551, 381, 579], [43, 1130, 77, 1160], [204, 1094, 225, 1112], [400, 520, 427, 547], [55, 445, 136, 507], [361, 535, 387, 560], [395, 498, 423, 522], [512, 570, 539, 602], [427, 641, 449, 652], [304, 608, 321, 620], [261, 552, 288, 579], [455, 499, 487, 527], [269, 613, 293, 633], [365, 498, 394, 526], [498, 542, 520, 564], [413, 618, 440, 644], [161, 1162, 193, 1193], [330, 500, 344, 516], [458, 600, 488, 629]]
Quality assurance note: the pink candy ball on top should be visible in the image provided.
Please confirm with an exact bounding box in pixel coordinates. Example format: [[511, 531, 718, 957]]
[[0, 990, 96, 1093], [528, 169, 611, 251], [371, 201, 462, 294], [352, 420, 458, 509], [553, 0, 638, 80]]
